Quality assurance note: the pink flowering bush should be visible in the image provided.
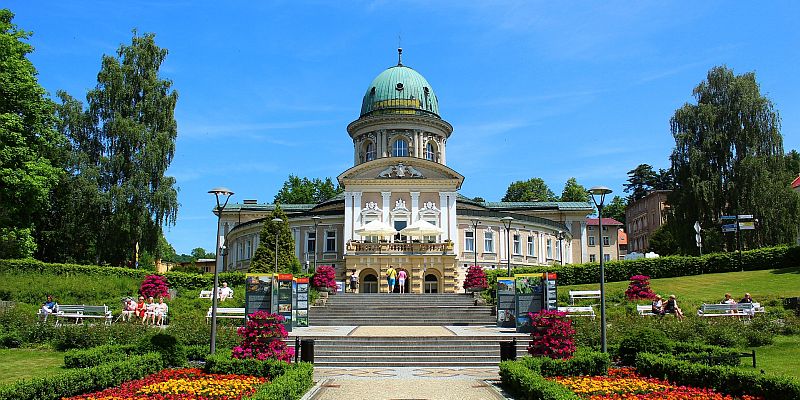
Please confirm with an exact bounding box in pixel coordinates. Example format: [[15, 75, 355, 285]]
[[232, 311, 294, 362], [625, 275, 656, 300], [312, 265, 337, 292], [139, 274, 170, 299], [463, 265, 488, 290], [527, 310, 576, 359]]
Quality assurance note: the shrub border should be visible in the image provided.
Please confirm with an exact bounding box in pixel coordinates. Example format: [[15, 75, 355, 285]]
[[205, 352, 314, 400]]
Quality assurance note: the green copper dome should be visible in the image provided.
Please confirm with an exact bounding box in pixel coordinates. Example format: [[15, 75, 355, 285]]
[[359, 62, 440, 119]]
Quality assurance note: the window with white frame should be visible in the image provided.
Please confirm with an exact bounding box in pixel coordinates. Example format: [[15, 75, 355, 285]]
[[484, 230, 494, 253], [424, 141, 437, 161], [603, 236, 610, 246], [365, 141, 376, 161], [245, 240, 252, 259], [306, 232, 315, 254], [556, 241, 562, 260], [237, 242, 243, 260], [423, 218, 438, 243], [392, 139, 409, 157], [527, 236, 535, 256], [513, 234, 521, 255], [325, 230, 336, 252], [590, 254, 596, 262], [588, 236, 596, 246], [546, 238, 553, 259], [604, 254, 611, 262], [464, 231, 475, 252]]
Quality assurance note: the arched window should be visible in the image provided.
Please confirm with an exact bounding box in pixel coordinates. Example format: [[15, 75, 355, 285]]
[[364, 141, 376, 162], [425, 141, 437, 161], [392, 139, 409, 157]]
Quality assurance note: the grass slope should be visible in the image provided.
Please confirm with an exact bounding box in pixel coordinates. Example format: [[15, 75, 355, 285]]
[[747, 335, 800, 379], [0, 349, 64, 384]]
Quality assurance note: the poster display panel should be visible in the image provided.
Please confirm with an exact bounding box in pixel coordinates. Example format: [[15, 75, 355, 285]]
[[294, 277, 309, 327], [515, 273, 544, 333], [277, 274, 293, 332], [245, 273, 276, 317], [543, 272, 558, 311], [496, 277, 516, 327]]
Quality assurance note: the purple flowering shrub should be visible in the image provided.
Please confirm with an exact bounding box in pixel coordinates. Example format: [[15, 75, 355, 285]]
[[527, 310, 576, 359], [312, 265, 337, 292], [232, 311, 294, 362], [139, 275, 170, 299], [463, 265, 488, 290], [625, 275, 656, 300]]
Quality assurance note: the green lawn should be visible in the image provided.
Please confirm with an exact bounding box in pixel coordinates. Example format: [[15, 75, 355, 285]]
[[0, 349, 64, 384], [561, 267, 800, 307], [745, 335, 800, 379]]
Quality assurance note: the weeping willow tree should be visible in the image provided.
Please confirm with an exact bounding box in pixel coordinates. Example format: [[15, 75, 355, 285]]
[[668, 66, 800, 253]]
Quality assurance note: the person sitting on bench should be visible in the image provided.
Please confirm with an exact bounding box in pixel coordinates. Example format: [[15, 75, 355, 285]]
[[651, 295, 665, 316], [218, 282, 233, 301], [40, 295, 58, 322], [664, 294, 685, 320], [155, 297, 169, 325], [740, 293, 754, 303]]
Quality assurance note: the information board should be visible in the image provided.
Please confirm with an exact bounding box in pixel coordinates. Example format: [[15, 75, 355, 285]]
[[543, 272, 558, 312], [277, 274, 293, 332], [295, 277, 309, 327], [245, 273, 276, 318], [496, 277, 516, 327]]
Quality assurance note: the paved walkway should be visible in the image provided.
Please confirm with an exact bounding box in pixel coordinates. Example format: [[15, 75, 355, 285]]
[[288, 324, 527, 337]]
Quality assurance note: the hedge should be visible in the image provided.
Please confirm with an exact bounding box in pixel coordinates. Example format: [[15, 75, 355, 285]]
[[671, 342, 744, 367], [245, 362, 314, 400], [0, 352, 163, 400], [636, 352, 800, 400], [204, 352, 298, 380], [487, 245, 800, 287], [518, 350, 610, 377], [64, 344, 139, 368], [499, 360, 580, 400]]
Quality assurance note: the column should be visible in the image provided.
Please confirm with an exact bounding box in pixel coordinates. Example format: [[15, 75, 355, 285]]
[[410, 192, 420, 222], [292, 227, 300, 261], [381, 191, 391, 223], [439, 192, 448, 238], [440, 138, 447, 165], [448, 193, 457, 249], [353, 192, 362, 241], [344, 192, 353, 247], [580, 221, 588, 263]]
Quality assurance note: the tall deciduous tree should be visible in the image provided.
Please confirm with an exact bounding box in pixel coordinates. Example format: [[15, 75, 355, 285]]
[[600, 196, 627, 226], [559, 177, 589, 202], [502, 178, 557, 202], [669, 66, 800, 252], [274, 175, 342, 204], [50, 31, 179, 265], [623, 164, 657, 202], [0, 10, 64, 258], [250, 204, 300, 273]]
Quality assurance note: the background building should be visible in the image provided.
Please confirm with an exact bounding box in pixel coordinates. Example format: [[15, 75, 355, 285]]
[[625, 190, 671, 253], [585, 218, 624, 262]]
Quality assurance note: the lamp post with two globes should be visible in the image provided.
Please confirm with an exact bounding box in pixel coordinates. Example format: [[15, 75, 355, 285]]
[[589, 185, 612, 353], [208, 187, 233, 355]]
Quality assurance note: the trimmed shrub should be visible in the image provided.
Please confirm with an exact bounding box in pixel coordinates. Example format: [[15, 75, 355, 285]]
[[518, 350, 610, 377], [138, 332, 186, 367], [63, 344, 138, 368], [245, 362, 314, 400], [625, 275, 656, 300], [140, 274, 170, 299], [232, 311, 294, 362], [671, 342, 743, 366], [636, 352, 800, 400], [463, 265, 488, 290], [617, 327, 672, 366], [499, 360, 580, 400], [528, 310, 576, 359], [205, 351, 294, 379], [186, 344, 209, 361], [0, 352, 163, 400], [311, 265, 337, 292]]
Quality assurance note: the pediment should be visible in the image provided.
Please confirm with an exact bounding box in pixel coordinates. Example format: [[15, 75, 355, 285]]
[[338, 157, 464, 189]]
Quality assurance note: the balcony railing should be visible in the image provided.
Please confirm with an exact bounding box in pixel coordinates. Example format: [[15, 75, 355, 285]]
[[346, 240, 454, 254]]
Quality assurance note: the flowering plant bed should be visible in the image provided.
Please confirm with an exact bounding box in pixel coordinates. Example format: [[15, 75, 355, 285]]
[[63, 368, 267, 400], [551, 367, 762, 400]]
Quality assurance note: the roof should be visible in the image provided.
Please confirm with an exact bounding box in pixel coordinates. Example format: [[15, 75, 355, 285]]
[[586, 217, 624, 226], [482, 201, 594, 212], [216, 203, 316, 213], [792, 175, 800, 189], [359, 63, 440, 118]]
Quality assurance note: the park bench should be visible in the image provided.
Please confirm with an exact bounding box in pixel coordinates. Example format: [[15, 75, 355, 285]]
[[637, 305, 657, 316], [697, 302, 763, 318], [557, 306, 596, 319], [206, 307, 246, 323], [569, 290, 601, 305], [51, 305, 112, 326], [199, 290, 213, 299]]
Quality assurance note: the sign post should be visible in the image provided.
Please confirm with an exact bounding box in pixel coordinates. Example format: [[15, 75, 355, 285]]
[[295, 277, 309, 327], [694, 221, 702, 256]]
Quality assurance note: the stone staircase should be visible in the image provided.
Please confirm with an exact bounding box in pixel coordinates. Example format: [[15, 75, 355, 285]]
[[310, 293, 495, 326]]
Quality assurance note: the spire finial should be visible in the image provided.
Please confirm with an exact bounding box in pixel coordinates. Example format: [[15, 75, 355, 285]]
[[397, 47, 403, 66]]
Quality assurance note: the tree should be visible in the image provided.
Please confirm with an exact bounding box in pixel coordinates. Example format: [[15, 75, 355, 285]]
[[502, 178, 557, 202], [274, 175, 342, 204], [601, 196, 627, 226], [0, 10, 64, 258], [250, 204, 300, 273], [786, 150, 800, 177], [190, 247, 214, 259], [623, 164, 657, 202], [669, 66, 800, 252], [559, 177, 589, 202], [51, 31, 179, 265], [647, 224, 680, 255]]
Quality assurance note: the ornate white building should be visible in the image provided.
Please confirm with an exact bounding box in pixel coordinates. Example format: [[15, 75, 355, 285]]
[[216, 51, 593, 293]]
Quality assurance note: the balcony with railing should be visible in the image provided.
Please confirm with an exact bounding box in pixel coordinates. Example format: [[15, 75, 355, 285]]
[[346, 240, 454, 255]]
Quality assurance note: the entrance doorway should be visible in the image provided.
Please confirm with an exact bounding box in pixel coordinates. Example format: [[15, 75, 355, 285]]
[[392, 269, 410, 293], [424, 274, 439, 293], [362, 274, 378, 293]]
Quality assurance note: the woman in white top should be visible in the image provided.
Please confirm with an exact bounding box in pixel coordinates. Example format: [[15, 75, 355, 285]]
[[144, 297, 157, 325], [155, 297, 169, 326]]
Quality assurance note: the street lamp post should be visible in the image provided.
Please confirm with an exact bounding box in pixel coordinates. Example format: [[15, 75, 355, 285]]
[[500, 216, 514, 277], [271, 217, 283, 274], [208, 187, 234, 355], [311, 216, 321, 273], [589, 185, 612, 354], [557, 231, 566, 266]]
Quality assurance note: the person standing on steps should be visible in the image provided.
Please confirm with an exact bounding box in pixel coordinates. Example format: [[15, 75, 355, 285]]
[[386, 265, 397, 293], [349, 270, 358, 293], [397, 269, 407, 294]]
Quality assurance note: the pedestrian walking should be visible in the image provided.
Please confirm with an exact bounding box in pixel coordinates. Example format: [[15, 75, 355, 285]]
[[397, 269, 407, 293], [386, 266, 397, 293]]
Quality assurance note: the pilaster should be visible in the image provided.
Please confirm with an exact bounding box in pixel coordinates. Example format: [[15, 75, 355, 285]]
[[381, 191, 391, 223], [410, 192, 420, 221], [580, 221, 588, 263]]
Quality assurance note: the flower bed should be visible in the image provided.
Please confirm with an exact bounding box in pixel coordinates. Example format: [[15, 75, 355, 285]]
[[551, 367, 762, 400], [64, 368, 267, 400]]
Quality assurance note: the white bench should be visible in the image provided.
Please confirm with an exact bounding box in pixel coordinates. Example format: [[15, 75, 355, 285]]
[[199, 290, 213, 299], [637, 305, 657, 316], [50, 305, 112, 326], [569, 290, 601, 305], [557, 306, 596, 319], [206, 307, 246, 323], [698, 303, 763, 318]]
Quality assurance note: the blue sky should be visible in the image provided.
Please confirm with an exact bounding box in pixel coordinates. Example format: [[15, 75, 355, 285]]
[[8, 1, 799, 254]]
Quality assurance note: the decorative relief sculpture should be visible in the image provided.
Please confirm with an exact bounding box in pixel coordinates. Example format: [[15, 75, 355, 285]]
[[395, 199, 407, 210], [364, 202, 380, 211], [376, 162, 424, 179]]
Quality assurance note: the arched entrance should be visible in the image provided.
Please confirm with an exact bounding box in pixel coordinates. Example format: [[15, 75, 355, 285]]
[[392, 268, 411, 293], [424, 273, 440, 293], [360, 269, 379, 293]]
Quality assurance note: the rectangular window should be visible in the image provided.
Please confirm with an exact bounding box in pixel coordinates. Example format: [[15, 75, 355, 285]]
[[546, 239, 553, 259], [603, 236, 610, 246], [245, 240, 252, 259], [527, 236, 535, 256], [484, 231, 494, 253], [590, 254, 596, 262], [513, 234, 521, 255], [604, 254, 611, 262], [325, 230, 336, 252], [465, 231, 475, 252], [237, 243, 243, 260], [556, 241, 562, 260], [588, 236, 596, 246], [306, 232, 315, 254]]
